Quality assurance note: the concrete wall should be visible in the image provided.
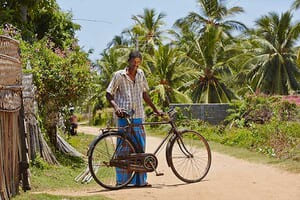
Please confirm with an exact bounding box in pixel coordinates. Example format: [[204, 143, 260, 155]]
[[170, 103, 230, 125]]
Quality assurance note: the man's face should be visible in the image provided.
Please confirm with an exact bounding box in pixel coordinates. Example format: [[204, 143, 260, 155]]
[[129, 57, 142, 70]]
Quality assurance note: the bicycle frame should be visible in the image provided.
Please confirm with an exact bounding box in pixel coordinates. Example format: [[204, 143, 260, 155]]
[[103, 116, 190, 159], [88, 109, 212, 189]]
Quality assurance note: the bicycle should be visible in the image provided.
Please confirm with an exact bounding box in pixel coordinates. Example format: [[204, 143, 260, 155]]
[[87, 108, 211, 190]]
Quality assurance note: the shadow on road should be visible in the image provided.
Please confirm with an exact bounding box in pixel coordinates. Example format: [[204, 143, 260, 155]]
[[87, 180, 209, 194]]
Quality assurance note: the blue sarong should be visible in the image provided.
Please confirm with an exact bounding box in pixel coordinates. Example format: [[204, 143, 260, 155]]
[[116, 118, 147, 186]]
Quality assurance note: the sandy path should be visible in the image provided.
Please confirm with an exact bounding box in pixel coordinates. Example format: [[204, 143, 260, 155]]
[[42, 126, 300, 200]]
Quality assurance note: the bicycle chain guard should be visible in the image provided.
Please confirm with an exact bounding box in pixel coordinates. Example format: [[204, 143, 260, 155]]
[[110, 153, 158, 172]]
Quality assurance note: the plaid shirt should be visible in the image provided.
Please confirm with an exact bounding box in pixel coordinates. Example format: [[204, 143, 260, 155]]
[[106, 68, 149, 119]]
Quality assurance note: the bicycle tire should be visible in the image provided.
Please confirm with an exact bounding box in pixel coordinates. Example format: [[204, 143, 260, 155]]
[[88, 132, 137, 190], [169, 130, 211, 183]]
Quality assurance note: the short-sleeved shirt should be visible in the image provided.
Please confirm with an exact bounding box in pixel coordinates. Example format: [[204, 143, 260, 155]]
[[106, 68, 149, 119]]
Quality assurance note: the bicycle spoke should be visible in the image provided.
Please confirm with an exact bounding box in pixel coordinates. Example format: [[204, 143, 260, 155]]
[[170, 130, 211, 183], [89, 133, 136, 189]]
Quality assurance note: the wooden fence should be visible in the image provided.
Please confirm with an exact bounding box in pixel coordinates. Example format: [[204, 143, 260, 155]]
[[0, 35, 30, 200]]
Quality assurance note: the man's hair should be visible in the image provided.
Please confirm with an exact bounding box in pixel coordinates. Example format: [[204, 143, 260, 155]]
[[128, 51, 142, 61]]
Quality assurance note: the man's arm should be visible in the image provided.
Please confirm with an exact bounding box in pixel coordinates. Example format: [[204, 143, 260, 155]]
[[106, 92, 123, 117], [143, 91, 162, 116]]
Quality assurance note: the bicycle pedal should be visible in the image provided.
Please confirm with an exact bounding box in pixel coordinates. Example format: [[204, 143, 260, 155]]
[[156, 173, 164, 176]]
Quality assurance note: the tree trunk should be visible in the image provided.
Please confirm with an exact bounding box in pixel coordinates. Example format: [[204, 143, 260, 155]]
[[47, 124, 58, 149], [44, 110, 59, 150], [19, 5, 28, 23]]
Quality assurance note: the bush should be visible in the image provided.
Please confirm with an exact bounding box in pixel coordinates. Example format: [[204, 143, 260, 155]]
[[91, 108, 114, 126], [174, 115, 300, 160], [226, 94, 299, 127]]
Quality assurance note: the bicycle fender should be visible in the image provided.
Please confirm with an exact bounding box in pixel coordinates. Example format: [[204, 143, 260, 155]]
[[165, 129, 191, 167], [165, 134, 177, 167]]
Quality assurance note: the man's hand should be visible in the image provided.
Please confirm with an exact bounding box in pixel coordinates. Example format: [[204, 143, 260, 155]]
[[106, 92, 124, 118], [154, 110, 165, 117], [143, 92, 165, 117], [115, 107, 125, 118]]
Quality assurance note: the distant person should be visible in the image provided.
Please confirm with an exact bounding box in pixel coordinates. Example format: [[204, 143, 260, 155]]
[[106, 51, 162, 187], [69, 107, 78, 136]]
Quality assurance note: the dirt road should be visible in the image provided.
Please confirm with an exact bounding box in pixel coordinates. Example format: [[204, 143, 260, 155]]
[[46, 126, 300, 200]]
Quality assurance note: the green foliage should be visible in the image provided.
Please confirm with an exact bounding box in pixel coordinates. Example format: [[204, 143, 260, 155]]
[[238, 11, 300, 95], [130, 8, 166, 54], [292, 0, 300, 10], [13, 193, 110, 200], [91, 108, 114, 126], [175, 0, 247, 38], [30, 156, 50, 170], [174, 118, 300, 160], [146, 44, 193, 106], [180, 25, 238, 103], [20, 38, 94, 139], [27, 133, 95, 192], [226, 94, 299, 127], [226, 94, 276, 127], [274, 100, 299, 121], [0, 0, 80, 47]]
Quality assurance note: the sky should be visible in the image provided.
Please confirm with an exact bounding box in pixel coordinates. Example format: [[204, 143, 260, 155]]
[[56, 0, 300, 61]]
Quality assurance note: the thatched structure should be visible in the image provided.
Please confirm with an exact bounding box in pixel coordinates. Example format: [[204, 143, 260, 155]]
[[0, 35, 30, 200]]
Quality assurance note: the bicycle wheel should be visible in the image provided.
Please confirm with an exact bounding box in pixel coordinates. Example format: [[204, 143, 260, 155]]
[[88, 132, 137, 189], [169, 130, 211, 183]]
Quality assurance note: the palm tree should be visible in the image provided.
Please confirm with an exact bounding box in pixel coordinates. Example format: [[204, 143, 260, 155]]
[[130, 8, 166, 54], [240, 11, 300, 95], [144, 45, 193, 106], [297, 49, 300, 67], [175, 0, 247, 36], [91, 48, 129, 111], [183, 25, 237, 103], [292, 0, 300, 10], [106, 34, 131, 50]]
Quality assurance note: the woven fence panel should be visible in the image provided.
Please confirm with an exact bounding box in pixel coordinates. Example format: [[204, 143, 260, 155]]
[[0, 35, 27, 200], [0, 54, 21, 86], [0, 36, 20, 60], [0, 90, 22, 111]]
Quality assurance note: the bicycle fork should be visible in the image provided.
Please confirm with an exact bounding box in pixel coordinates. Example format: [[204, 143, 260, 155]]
[[177, 136, 193, 158]]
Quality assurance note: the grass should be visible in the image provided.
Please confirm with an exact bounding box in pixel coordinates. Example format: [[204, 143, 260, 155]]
[[28, 132, 97, 192], [209, 141, 300, 173], [65, 132, 96, 156], [13, 193, 109, 200], [12, 132, 110, 199], [145, 125, 300, 173]]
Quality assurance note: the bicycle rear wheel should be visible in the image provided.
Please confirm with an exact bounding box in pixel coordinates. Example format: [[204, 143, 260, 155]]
[[88, 132, 137, 189], [169, 130, 211, 183]]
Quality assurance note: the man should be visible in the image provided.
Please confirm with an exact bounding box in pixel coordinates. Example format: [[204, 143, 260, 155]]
[[69, 107, 78, 136], [106, 51, 162, 187]]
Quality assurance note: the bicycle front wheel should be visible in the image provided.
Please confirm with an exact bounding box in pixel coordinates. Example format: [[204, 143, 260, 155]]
[[88, 132, 137, 190], [169, 130, 211, 183]]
